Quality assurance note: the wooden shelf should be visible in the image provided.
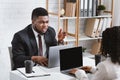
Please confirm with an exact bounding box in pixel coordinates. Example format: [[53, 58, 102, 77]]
[[64, 34, 102, 42], [79, 34, 102, 41], [80, 15, 112, 19], [49, 15, 77, 19], [64, 36, 76, 42], [50, 15, 112, 19], [46, 0, 114, 46]]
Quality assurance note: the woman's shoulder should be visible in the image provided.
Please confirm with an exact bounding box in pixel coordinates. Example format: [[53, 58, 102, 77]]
[[98, 58, 111, 65], [97, 58, 119, 74]]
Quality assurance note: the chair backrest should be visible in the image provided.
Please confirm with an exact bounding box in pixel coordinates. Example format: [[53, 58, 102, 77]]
[[8, 47, 14, 70]]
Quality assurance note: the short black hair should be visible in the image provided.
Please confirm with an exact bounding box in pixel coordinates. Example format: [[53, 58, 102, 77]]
[[101, 26, 120, 64], [31, 7, 48, 20]]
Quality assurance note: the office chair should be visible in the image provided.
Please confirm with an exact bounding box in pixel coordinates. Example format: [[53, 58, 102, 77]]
[[8, 47, 14, 70]]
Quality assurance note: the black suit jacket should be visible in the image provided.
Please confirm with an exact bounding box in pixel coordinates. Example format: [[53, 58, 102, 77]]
[[12, 24, 57, 69]]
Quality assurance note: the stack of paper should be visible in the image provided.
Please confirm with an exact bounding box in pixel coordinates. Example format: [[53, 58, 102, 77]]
[[17, 66, 50, 78]]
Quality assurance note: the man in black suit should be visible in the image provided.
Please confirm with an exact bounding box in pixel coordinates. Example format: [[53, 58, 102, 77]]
[[11, 7, 66, 69]]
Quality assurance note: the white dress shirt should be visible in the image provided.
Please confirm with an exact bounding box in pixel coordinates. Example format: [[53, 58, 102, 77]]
[[75, 58, 120, 80], [32, 26, 47, 57]]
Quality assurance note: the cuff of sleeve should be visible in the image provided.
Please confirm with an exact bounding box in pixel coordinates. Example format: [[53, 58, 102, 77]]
[[58, 40, 64, 45], [90, 67, 97, 73], [27, 56, 32, 60], [75, 69, 88, 79]]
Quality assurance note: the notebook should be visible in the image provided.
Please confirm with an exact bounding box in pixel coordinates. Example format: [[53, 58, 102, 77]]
[[17, 66, 50, 78], [48, 45, 73, 68], [60, 46, 83, 75]]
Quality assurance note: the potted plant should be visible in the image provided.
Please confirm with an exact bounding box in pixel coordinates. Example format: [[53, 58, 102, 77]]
[[97, 5, 106, 15], [82, 47, 87, 53]]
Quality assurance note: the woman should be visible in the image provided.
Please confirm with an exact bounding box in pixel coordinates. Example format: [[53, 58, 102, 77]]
[[70, 26, 120, 80]]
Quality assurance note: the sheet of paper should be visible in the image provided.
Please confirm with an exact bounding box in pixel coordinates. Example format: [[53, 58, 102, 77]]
[[17, 66, 50, 78]]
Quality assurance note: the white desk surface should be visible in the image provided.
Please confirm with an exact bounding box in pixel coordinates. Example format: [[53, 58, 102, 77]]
[[10, 57, 95, 80]]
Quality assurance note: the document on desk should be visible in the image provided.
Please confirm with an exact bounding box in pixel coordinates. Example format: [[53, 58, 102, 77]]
[[17, 66, 50, 78]]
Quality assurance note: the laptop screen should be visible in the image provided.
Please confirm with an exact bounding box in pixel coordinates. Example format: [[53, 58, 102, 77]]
[[60, 47, 83, 71], [48, 45, 73, 68]]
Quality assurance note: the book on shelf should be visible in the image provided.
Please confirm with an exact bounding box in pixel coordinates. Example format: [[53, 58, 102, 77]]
[[87, 0, 90, 16], [86, 0, 93, 17], [65, 2, 76, 17], [67, 0, 76, 3], [91, 0, 98, 16], [85, 17, 111, 38], [91, 40, 101, 55], [80, 0, 83, 16], [84, 0, 88, 17], [80, 9, 84, 17], [99, 18, 107, 37], [85, 18, 99, 38], [95, 18, 104, 37], [91, 0, 94, 16], [80, 0, 87, 17], [106, 17, 112, 28], [80, 0, 97, 17], [88, 0, 94, 16], [95, 0, 98, 16], [99, 18, 112, 37]]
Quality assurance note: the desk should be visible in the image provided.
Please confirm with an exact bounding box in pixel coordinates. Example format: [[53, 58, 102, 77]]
[[10, 57, 95, 80]]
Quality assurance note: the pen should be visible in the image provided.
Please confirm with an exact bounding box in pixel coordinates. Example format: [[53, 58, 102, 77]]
[[27, 74, 51, 78], [32, 71, 35, 73], [41, 74, 50, 76]]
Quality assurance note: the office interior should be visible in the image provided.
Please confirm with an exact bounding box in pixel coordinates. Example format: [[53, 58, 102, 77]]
[[0, 0, 120, 80]]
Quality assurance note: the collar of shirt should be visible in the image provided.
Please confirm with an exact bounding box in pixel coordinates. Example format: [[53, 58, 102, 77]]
[[32, 25, 39, 38]]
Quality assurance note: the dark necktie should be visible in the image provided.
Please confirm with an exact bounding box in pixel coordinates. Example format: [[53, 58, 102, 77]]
[[38, 34, 43, 56]]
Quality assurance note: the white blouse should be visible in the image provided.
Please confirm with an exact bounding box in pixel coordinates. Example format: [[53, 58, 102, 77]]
[[75, 58, 120, 80]]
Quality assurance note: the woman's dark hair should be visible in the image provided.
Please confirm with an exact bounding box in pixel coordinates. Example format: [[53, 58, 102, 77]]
[[101, 26, 120, 64], [31, 7, 48, 20]]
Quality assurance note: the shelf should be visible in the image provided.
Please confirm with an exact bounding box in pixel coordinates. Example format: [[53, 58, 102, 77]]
[[64, 36, 76, 42], [46, 0, 113, 46], [49, 15, 112, 20], [49, 15, 77, 19], [64, 34, 102, 42], [80, 15, 112, 19], [79, 34, 102, 41]]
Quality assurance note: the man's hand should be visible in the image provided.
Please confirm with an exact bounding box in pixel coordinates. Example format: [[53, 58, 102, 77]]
[[58, 29, 67, 42], [31, 56, 48, 66]]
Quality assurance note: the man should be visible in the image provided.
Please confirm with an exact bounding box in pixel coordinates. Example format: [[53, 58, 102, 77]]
[[11, 7, 66, 69]]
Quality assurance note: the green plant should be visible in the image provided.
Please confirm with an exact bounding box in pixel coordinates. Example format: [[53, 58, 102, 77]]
[[97, 5, 106, 10], [82, 47, 87, 52]]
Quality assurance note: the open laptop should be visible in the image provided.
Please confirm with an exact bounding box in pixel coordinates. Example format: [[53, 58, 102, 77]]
[[59, 46, 83, 75], [48, 45, 73, 68]]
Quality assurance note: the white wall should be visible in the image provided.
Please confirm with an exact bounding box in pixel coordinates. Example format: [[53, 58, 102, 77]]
[[113, 0, 120, 26], [0, 0, 61, 80], [0, 0, 46, 80], [0, 0, 120, 80]]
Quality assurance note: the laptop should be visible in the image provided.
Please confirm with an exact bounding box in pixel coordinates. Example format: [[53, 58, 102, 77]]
[[48, 45, 73, 68], [59, 46, 83, 75]]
